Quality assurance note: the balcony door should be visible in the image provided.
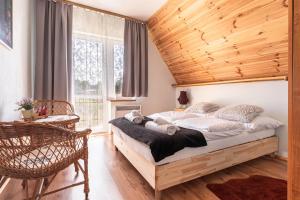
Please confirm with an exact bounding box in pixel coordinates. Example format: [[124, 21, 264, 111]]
[[72, 6, 124, 132]]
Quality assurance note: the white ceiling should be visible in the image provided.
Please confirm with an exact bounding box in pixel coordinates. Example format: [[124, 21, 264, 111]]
[[69, 0, 167, 21]]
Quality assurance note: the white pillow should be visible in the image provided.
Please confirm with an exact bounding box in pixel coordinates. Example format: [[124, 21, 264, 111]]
[[244, 116, 283, 132], [185, 102, 220, 114], [215, 104, 264, 123]]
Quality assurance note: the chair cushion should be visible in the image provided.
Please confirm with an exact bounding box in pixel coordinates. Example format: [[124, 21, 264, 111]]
[[10, 145, 74, 169]]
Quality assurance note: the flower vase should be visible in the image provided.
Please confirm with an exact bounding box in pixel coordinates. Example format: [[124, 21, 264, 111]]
[[22, 109, 33, 119]]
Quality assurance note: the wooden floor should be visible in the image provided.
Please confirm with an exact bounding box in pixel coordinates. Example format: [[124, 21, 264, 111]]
[[0, 135, 287, 200]]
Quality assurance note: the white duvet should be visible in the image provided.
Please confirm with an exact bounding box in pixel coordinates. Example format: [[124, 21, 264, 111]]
[[148, 111, 200, 122], [148, 111, 245, 141], [174, 117, 243, 132], [174, 117, 245, 141]]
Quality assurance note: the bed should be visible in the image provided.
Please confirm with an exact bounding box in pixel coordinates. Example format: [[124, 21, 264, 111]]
[[111, 110, 279, 200]]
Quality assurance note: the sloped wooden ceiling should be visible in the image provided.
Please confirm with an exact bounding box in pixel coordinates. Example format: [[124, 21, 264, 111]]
[[148, 0, 288, 85]]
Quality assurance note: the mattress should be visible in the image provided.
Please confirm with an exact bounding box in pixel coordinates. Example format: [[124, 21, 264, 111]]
[[112, 126, 275, 166]]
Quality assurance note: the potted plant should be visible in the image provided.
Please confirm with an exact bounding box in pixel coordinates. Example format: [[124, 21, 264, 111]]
[[16, 98, 34, 119]]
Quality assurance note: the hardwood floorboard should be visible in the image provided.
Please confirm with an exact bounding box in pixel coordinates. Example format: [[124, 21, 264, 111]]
[[0, 135, 287, 200]]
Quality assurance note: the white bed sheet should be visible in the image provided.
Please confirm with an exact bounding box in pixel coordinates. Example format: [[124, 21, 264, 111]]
[[112, 126, 275, 166]]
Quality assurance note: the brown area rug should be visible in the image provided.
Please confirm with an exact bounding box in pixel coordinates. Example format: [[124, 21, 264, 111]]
[[207, 175, 287, 200]]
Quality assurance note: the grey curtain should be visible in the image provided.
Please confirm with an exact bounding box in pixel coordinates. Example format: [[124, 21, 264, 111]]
[[34, 0, 73, 101], [122, 19, 148, 97]]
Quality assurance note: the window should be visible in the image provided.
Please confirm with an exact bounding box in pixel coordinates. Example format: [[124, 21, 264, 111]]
[[72, 6, 124, 132]]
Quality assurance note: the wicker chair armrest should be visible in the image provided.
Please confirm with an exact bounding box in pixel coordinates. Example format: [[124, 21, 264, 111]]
[[75, 129, 92, 138]]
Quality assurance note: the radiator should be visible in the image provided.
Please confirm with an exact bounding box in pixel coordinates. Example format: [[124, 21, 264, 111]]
[[115, 105, 142, 118]]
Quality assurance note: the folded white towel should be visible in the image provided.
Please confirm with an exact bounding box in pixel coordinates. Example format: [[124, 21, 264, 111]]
[[125, 112, 143, 124], [131, 110, 142, 117], [154, 117, 170, 125], [145, 121, 179, 135]]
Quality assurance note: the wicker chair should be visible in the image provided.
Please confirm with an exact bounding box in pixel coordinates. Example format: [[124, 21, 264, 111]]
[[0, 122, 92, 199], [34, 100, 80, 174]]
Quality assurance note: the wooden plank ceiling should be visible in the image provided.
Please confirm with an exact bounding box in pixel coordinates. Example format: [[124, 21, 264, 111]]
[[148, 0, 288, 85]]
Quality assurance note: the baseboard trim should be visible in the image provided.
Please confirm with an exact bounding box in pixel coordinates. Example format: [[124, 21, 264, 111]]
[[267, 154, 288, 161], [275, 155, 288, 161]]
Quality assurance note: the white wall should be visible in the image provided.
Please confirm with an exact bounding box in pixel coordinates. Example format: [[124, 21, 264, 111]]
[[137, 37, 176, 115], [176, 81, 288, 157], [0, 0, 33, 121]]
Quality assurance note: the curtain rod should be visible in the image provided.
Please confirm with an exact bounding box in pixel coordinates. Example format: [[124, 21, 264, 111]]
[[62, 0, 146, 24]]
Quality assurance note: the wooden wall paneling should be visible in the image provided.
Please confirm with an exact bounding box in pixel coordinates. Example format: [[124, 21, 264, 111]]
[[288, 0, 300, 199], [156, 2, 286, 51], [148, 0, 288, 85]]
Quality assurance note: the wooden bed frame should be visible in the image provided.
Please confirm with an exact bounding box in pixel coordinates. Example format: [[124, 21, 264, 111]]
[[112, 131, 278, 200]]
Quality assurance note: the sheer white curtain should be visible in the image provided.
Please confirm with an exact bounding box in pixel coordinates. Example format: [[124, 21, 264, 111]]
[[72, 6, 124, 132]]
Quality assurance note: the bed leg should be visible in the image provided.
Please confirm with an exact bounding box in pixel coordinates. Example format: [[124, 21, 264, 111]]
[[155, 189, 162, 200], [269, 152, 276, 158]]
